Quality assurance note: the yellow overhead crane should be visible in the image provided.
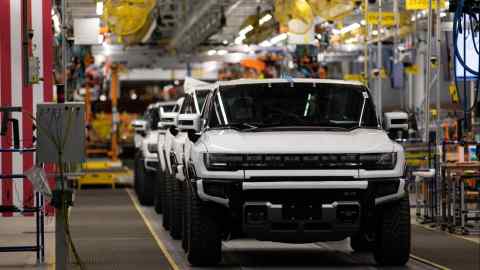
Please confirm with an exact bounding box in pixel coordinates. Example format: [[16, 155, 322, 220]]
[[102, 0, 156, 44]]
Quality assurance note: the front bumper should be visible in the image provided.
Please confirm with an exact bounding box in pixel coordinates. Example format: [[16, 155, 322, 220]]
[[195, 178, 405, 242], [197, 178, 405, 207]]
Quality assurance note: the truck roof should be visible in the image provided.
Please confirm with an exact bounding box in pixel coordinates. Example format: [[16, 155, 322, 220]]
[[185, 84, 214, 94], [216, 78, 364, 88]]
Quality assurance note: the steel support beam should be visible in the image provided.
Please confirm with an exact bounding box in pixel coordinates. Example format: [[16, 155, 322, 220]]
[[169, 0, 220, 51]]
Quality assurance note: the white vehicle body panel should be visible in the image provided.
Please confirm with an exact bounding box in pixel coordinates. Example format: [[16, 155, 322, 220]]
[[192, 129, 404, 180], [201, 129, 394, 154], [172, 83, 213, 181], [159, 98, 184, 175]]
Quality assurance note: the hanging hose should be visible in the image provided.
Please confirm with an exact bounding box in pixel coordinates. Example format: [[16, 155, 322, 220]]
[[452, 0, 480, 113]]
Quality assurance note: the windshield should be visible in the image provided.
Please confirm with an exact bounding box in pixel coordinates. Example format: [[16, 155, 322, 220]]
[[210, 82, 378, 130], [196, 90, 210, 112], [147, 108, 160, 130], [160, 105, 175, 113]]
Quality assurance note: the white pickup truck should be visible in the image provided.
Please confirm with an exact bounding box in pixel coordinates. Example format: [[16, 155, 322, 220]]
[[164, 85, 212, 242], [132, 101, 175, 205], [180, 79, 410, 266]]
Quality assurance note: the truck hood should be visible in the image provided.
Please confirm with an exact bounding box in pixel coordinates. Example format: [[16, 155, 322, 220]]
[[202, 129, 395, 154]]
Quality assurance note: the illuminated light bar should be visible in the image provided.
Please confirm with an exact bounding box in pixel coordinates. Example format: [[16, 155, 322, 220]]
[[204, 153, 396, 171]]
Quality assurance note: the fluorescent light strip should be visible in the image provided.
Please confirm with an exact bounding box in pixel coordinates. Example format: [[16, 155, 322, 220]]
[[270, 33, 288, 44], [96, 1, 103, 16], [234, 36, 245, 45], [340, 23, 360, 34], [217, 49, 228, 56], [259, 40, 271, 47], [207, 49, 216, 56], [239, 25, 254, 36], [259, 14, 272, 25]]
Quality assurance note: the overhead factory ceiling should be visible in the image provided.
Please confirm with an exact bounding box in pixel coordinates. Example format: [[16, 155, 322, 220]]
[[67, 0, 274, 52]]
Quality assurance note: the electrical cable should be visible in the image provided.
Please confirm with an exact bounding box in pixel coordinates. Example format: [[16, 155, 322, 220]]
[[22, 109, 86, 270], [452, 0, 480, 114]]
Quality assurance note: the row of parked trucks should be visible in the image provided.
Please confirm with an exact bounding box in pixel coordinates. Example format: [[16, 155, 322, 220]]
[[132, 78, 411, 266]]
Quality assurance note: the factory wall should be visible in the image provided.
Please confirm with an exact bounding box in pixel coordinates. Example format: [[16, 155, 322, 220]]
[[0, 0, 54, 216]]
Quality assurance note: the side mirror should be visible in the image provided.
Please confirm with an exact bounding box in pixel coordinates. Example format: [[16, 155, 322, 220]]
[[132, 119, 147, 135], [383, 112, 408, 131], [178, 114, 201, 132], [187, 129, 201, 143], [383, 112, 408, 141], [169, 125, 179, 136]]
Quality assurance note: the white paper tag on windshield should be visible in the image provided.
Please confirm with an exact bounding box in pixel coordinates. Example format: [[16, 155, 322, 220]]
[[362, 92, 369, 99], [25, 166, 52, 198]]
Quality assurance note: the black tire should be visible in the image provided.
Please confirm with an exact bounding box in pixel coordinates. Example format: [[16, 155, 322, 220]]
[[374, 197, 411, 266], [136, 157, 146, 198], [153, 170, 163, 214], [186, 185, 222, 266], [133, 151, 141, 195], [350, 234, 374, 252], [169, 177, 183, 240], [182, 182, 188, 251], [163, 172, 171, 230], [138, 164, 155, 206]]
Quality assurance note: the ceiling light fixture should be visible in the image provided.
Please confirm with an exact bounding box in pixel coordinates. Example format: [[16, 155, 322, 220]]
[[340, 23, 360, 34], [259, 14, 273, 25], [259, 40, 272, 47], [239, 25, 254, 36], [207, 49, 217, 56], [234, 36, 246, 45], [270, 33, 288, 44], [96, 1, 103, 16]]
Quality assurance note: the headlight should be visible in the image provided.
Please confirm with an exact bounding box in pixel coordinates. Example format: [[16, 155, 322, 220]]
[[147, 143, 158, 154], [359, 153, 397, 170], [204, 153, 243, 171]]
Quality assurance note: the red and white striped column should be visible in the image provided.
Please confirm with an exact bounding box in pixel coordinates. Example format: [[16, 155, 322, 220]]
[[0, 0, 54, 216]]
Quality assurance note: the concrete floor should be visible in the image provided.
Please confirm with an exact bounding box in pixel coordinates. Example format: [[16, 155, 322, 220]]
[[2, 188, 479, 270], [0, 216, 54, 269], [126, 189, 466, 270]]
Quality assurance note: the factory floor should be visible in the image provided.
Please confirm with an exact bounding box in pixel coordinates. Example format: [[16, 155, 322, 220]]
[[0, 216, 54, 269], [1, 188, 478, 269]]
